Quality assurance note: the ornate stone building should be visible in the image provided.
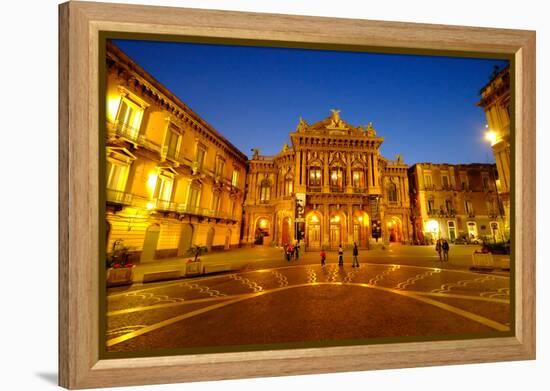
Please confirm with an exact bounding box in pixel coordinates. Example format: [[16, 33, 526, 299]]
[[243, 110, 411, 250], [105, 42, 247, 262], [477, 65, 511, 239], [408, 163, 505, 244]]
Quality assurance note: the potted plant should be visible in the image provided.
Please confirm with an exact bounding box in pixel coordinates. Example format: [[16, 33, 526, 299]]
[[185, 245, 208, 276], [106, 239, 135, 286]]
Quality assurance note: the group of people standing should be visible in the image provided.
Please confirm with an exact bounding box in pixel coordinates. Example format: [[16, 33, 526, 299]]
[[435, 238, 450, 261], [284, 242, 300, 262], [319, 242, 360, 268]]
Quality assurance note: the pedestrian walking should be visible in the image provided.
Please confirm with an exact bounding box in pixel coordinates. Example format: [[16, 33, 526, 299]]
[[294, 241, 300, 260], [352, 242, 360, 268], [288, 243, 295, 261], [442, 239, 450, 261], [320, 249, 326, 267], [338, 244, 344, 267], [285, 244, 292, 262], [435, 239, 442, 261]]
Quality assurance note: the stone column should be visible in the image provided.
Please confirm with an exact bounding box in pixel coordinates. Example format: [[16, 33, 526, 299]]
[[345, 153, 353, 193], [323, 151, 329, 192], [322, 203, 329, 248], [372, 154, 381, 194], [301, 151, 307, 187], [347, 203, 353, 246]]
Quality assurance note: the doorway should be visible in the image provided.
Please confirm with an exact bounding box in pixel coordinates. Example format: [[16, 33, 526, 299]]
[[177, 223, 193, 256], [206, 227, 215, 250], [141, 224, 160, 262]]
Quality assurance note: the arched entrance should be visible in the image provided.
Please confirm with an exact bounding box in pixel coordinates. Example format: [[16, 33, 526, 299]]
[[387, 216, 403, 243], [254, 217, 270, 245], [177, 223, 194, 256], [352, 211, 370, 248], [281, 217, 291, 246], [329, 211, 345, 249], [224, 229, 231, 250], [141, 224, 160, 262], [206, 227, 215, 250], [306, 212, 321, 250]]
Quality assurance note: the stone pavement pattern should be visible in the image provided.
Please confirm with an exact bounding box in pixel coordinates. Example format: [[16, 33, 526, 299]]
[[106, 257, 511, 353]]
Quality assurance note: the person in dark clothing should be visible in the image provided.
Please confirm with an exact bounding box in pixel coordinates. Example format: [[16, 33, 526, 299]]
[[442, 239, 450, 261], [294, 241, 300, 260], [338, 244, 344, 267], [435, 239, 442, 261], [352, 242, 360, 268]]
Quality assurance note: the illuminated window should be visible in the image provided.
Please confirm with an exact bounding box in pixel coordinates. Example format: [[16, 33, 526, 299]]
[[231, 170, 239, 187], [285, 175, 293, 196], [309, 167, 322, 186], [195, 144, 207, 170], [115, 96, 143, 139], [164, 125, 181, 160], [211, 192, 220, 212], [352, 169, 365, 188], [260, 179, 271, 202], [387, 182, 398, 202], [187, 182, 201, 209], [442, 175, 449, 189], [330, 167, 344, 189], [424, 175, 432, 189], [482, 176, 490, 191], [427, 199, 435, 213], [156, 173, 174, 202], [465, 200, 474, 215], [106, 160, 129, 191], [215, 156, 225, 177]]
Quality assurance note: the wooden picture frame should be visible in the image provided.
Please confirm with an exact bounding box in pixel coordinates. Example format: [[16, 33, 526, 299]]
[[59, 1, 536, 389]]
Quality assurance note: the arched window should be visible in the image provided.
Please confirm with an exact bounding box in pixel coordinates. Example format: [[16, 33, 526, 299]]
[[309, 166, 322, 186], [387, 182, 398, 203], [330, 166, 344, 191], [260, 179, 271, 203], [352, 168, 365, 189], [284, 174, 293, 196]]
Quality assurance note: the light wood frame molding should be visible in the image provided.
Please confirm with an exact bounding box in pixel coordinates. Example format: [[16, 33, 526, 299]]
[[59, 1, 536, 389]]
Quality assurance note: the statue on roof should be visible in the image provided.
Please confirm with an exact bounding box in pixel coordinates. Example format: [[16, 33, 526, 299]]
[[281, 143, 289, 153], [296, 116, 309, 132], [395, 154, 403, 164], [366, 122, 376, 136], [329, 109, 345, 128], [251, 148, 261, 159]]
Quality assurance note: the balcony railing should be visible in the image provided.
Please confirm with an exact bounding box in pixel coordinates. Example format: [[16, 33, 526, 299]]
[[427, 209, 456, 218], [109, 120, 140, 142], [106, 189, 134, 205], [308, 186, 322, 193], [353, 187, 366, 194], [331, 186, 344, 193]]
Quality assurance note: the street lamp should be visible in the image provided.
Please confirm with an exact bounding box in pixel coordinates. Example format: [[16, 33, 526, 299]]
[[484, 125, 497, 146]]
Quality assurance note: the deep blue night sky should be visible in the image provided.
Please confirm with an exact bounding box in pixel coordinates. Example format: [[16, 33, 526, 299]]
[[112, 39, 508, 165]]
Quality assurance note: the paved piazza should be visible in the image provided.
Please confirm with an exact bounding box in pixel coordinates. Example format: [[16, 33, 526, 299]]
[[106, 252, 511, 353]]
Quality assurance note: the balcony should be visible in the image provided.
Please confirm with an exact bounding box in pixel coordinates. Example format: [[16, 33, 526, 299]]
[[108, 120, 140, 143], [176, 204, 238, 221], [353, 187, 366, 194], [331, 186, 344, 193], [106, 189, 134, 205], [308, 186, 322, 193]]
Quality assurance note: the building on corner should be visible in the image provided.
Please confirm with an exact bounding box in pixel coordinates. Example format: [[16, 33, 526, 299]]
[[408, 162, 505, 244], [105, 42, 247, 262]]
